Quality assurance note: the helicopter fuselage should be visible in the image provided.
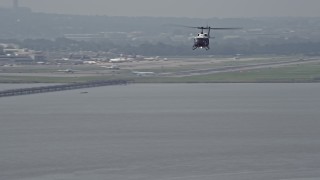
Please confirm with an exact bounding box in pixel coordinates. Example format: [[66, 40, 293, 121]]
[[193, 33, 210, 50], [181, 25, 240, 50]]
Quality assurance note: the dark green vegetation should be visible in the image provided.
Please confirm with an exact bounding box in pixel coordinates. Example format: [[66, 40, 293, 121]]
[[1, 8, 320, 56]]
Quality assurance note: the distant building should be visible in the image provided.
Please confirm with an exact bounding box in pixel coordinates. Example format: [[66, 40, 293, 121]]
[[31, 52, 46, 62], [0, 55, 33, 65], [11, 55, 34, 64], [0, 55, 14, 65], [0, 44, 46, 64]]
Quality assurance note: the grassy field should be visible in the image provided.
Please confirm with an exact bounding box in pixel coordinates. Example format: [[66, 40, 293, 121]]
[[134, 63, 320, 83]]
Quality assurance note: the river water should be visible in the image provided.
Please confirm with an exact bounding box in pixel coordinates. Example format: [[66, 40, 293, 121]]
[[1, 83, 320, 180]]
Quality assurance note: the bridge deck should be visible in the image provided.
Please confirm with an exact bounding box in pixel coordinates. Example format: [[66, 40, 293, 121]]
[[0, 80, 129, 98]]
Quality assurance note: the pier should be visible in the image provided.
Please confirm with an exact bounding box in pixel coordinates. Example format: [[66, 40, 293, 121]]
[[0, 80, 129, 98]]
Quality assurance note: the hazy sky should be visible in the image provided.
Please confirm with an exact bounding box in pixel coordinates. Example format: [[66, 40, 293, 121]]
[[1, 0, 320, 18]]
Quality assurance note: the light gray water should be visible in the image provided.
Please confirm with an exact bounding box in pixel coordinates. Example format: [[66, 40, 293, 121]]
[[1, 83, 320, 180]]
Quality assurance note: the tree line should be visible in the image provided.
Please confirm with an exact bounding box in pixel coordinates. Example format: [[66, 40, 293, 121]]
[[1, 38, 320, 56]]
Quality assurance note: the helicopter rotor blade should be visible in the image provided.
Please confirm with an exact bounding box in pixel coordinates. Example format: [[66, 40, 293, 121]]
[[165, 24, 242, 30], [210, 27, 242, 30], [166, 24, 207, 29], [163, 24, 196, 28], [180, 26, 242, 30]]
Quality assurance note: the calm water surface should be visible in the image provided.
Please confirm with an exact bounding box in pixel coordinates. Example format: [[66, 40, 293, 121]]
[[1, 83, 320, 180]]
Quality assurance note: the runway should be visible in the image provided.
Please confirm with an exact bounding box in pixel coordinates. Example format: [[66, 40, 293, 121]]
[[1, 56, 319, 81]]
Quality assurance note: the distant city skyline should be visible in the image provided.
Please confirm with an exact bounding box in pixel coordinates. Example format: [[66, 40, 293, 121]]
[[1, 0, 320, 18]]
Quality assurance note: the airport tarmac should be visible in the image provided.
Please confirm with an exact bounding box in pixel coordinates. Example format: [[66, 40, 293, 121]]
[[1, 56, 319, 80]]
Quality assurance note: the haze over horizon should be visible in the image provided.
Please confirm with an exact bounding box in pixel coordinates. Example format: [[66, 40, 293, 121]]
[[1, 0, 320, 18]]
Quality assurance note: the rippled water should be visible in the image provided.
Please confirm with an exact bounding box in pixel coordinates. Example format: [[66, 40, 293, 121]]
[[1, 83, 320, 180]]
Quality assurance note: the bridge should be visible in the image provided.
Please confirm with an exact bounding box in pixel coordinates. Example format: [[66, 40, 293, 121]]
[[0, 80, 130, 98]]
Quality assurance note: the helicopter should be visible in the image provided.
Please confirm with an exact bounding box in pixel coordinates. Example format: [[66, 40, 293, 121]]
[[185, 26, 241, 50]]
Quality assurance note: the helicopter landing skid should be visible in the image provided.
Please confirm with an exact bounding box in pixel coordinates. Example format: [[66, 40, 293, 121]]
[[192, 46, 210, 50]]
